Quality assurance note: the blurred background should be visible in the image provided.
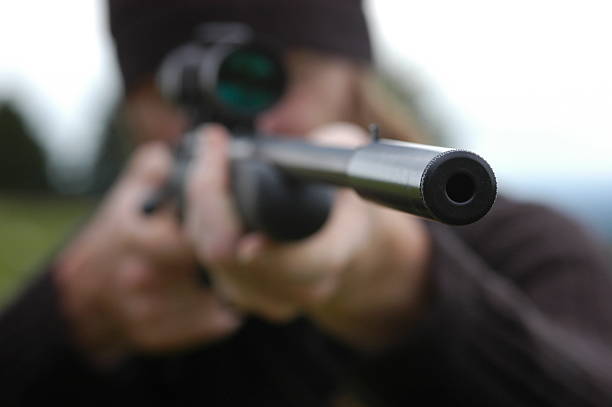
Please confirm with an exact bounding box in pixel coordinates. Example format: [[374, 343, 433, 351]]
[[0, 0, 610, 305]]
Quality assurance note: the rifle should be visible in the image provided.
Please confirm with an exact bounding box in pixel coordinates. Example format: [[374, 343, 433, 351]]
[[143, 23, 497, 241]]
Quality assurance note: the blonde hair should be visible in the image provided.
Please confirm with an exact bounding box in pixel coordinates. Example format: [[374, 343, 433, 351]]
[[352, 68, 430, 144]]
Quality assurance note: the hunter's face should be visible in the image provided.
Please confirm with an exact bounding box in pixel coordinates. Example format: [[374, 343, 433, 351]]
[[125, 49, 360, 144]]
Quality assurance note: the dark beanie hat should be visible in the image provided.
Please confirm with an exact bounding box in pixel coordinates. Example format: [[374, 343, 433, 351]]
[[108, 0, 373, 92]]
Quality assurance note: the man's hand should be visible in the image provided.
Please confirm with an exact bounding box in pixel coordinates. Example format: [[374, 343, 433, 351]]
[[186, 124, 431, 351], [56, 143, 241, 365]]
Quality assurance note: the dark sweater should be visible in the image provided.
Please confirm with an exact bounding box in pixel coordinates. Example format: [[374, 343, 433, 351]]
[[2, 198, 612, 406]]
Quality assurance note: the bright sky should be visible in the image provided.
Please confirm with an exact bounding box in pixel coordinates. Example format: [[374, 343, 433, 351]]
[[366, 0, 612, 181], [1, 0, 611, 191], [0, 0, 119, 174]]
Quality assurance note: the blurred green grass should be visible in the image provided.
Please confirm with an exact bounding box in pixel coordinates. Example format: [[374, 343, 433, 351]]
[[2, 194, 610, 309], [0, 195, 94, 306]]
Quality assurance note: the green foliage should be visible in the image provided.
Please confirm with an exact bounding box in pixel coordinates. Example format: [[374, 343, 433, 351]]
[[88, 104, 132, 195], [0, 195, 93, 306], [0, 102, 49, 191]]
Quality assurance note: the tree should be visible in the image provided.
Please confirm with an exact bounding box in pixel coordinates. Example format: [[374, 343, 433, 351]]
[[0, 102, 49, 192], [87, 103, 132, 195]]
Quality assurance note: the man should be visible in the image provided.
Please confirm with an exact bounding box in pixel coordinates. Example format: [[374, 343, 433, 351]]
[[2, 1, 612, 405]]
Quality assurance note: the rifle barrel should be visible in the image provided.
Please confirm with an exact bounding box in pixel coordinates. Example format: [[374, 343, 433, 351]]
[[231, 137, 497, 225]]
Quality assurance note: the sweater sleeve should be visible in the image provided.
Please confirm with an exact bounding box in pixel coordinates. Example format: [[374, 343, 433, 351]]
[[0, 270, 92, 405], [0, 270, 184, 406], [332, 198, 612, 406]]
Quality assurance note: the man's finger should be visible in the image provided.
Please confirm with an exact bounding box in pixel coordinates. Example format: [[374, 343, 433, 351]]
[[124, 142, 174, 190], [308, 122, 369, 148], [185, 125, 243, 263]]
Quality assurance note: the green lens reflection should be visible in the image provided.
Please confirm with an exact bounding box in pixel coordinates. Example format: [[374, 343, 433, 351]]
[[216, 49, 284, 115]]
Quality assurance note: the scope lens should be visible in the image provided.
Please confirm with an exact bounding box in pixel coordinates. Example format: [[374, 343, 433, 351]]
[[216, 49, 284, 115]]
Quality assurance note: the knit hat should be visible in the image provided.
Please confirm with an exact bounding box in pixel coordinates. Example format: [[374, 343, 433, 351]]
[[108, 0, 373, 92]]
